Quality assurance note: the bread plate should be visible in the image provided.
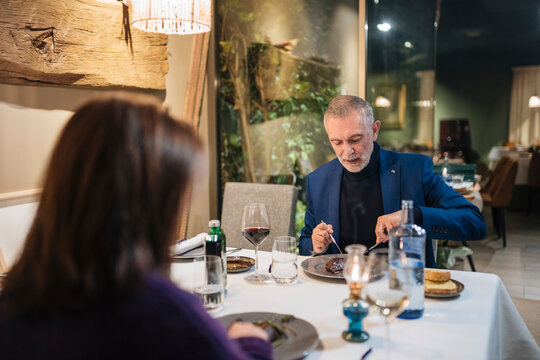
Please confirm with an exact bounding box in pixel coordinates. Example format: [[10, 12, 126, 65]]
[[227, 256, 255, 273], [425, 279, 464, 298]]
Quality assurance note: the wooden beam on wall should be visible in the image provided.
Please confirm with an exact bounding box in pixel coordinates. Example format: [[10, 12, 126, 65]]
[[177, 32, 211, 239], [0, 0, 168, 90], [182, 32, 211, 128]]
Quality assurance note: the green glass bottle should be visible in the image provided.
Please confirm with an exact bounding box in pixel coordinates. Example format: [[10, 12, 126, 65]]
[[207, 219, 227, 286]]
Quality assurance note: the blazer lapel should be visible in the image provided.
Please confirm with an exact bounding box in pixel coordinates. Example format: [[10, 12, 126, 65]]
[[379, 148, 401, 214], [325, 160, 342, 248]]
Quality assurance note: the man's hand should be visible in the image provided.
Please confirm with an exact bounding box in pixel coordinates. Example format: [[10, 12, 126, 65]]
[[375, 210, 402, 243], [312, 222, 333, 254]]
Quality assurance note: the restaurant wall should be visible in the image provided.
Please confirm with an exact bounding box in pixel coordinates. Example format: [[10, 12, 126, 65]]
[[0, 35, 212, 266], [434, 68, 512, 164]]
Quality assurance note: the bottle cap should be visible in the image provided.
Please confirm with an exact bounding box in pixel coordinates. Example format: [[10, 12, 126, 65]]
[[209, 219, 220, 228]]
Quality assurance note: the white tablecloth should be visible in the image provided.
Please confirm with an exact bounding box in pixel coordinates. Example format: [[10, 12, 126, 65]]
[[170, 250, 539, 360], [488, 146, 532, 185]]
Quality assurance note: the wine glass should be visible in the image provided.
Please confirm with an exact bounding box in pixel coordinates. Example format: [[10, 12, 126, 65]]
[[364, 249, 412, 357], [241, 203, 272, 283]]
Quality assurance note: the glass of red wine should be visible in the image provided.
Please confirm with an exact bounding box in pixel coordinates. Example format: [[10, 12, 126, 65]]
[[241, 203, 272, 283]]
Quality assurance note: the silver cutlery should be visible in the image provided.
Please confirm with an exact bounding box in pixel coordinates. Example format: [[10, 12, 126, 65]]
[[226, 247, 242, 255], [320, 220, 343, 254], [363, 242, 382, 255]]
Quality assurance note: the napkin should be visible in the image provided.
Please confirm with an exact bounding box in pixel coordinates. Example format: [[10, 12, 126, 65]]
[[172, 232, 207, 255]]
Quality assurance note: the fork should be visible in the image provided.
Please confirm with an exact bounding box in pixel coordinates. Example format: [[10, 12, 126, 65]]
[[320, 220, 343, 254]]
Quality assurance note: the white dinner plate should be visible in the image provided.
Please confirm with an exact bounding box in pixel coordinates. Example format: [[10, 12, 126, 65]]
[[300, 254, 347, 280]]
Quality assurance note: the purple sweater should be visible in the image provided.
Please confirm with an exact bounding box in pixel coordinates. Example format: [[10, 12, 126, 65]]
[[0, 274, 273, 360]]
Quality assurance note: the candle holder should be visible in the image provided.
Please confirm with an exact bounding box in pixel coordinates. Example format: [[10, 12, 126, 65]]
[[342, 297, 370, 342], [341, 244, 369, 343]]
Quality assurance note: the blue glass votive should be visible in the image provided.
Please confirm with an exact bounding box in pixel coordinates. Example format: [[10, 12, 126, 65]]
[[342, 298, 370, 343]]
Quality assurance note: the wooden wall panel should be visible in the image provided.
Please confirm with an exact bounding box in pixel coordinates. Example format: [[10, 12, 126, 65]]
[[0, 0, 168, 90]]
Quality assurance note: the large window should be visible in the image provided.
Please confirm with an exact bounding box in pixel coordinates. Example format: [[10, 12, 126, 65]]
[[366, 0, 438, 154], [216, 0, 359, 232]]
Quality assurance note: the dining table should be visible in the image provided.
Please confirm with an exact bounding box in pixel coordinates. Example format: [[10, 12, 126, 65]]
[[170, 249, 540, 360]]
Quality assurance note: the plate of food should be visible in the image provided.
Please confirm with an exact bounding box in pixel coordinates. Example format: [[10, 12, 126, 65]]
[[217, 312, 319, 360], [424, 268, 464, 298], [227, 256, 255, 273], [300, 254, 348, 280]]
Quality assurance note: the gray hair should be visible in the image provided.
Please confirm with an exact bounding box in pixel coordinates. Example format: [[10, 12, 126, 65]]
[[323, 95, 374, 127]]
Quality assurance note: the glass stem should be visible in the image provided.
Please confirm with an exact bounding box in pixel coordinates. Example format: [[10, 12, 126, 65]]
[[254, 245, 259, 274], [385, 319, 390, 359]]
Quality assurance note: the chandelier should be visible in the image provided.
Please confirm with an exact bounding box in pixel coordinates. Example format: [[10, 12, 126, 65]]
[[130, 0, 211, 35]]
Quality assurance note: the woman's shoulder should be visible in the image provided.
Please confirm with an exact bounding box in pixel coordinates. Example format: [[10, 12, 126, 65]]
[[138, 273, 205, 316]]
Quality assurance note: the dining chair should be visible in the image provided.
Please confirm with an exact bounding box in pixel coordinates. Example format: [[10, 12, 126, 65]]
[[481, 156, 511, 196], [220, 182, 298, 252], [265, 172, 297, 186], [526, 150, 540, 216], [481, 157, 518, 247]]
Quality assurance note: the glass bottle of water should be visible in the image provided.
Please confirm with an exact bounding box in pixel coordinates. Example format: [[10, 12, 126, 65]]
[[441, 152, 450, 183], [389, 200, 426, 319]]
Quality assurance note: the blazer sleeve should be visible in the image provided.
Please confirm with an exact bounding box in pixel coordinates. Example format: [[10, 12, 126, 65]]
[[418, 157, 486, 241], [298, 174, 316, 255]]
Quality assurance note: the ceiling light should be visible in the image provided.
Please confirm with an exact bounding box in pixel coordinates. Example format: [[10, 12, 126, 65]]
[[375, 96, 391, 108], [529, 95, 540, 108], [130, 0, 212, 35], [377, 23, 391, 32], [404, 41, 413, 48]]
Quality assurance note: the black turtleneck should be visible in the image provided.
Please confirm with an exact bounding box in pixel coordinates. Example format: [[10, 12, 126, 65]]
[[339, 142, 385, 251]]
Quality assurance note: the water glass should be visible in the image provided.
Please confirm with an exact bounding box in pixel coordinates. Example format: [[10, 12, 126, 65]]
[[193, 255, 225, 311], [451, 174, 465, 186], [271, 236, 297, 284]]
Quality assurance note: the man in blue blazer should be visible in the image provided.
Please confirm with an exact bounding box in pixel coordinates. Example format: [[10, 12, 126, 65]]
[[298, 95, 486, 268]]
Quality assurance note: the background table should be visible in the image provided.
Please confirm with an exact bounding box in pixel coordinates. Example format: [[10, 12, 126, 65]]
[[170, 250, 539, 360], [488, 146, 532, 185]]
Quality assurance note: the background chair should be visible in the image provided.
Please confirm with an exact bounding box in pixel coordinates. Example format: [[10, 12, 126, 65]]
[[221, 182, 298, 252], [526, 150, 540, 216], [482, 156, 511, 196], [481, 157, 518, 247]]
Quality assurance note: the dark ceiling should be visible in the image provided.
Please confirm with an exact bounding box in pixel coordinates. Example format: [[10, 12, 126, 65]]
[[437, 0, 540, 68], [366, 0, 540, 73]]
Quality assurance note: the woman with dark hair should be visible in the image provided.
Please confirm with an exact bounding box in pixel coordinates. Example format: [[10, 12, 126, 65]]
[[0, 94, 272, 359]]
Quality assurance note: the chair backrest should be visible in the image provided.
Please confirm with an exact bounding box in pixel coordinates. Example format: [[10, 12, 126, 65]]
[[490, 158, 518, 208], [527, 151, 540, 188], [265, 173, 297, 186], [483, 156, 511, 195], [221, 182, 298, 252]]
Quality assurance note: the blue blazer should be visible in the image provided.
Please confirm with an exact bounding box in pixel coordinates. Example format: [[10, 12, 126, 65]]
[[298, 146, 486, 268]]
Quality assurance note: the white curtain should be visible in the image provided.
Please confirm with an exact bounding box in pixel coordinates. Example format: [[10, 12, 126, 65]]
[[509, 66, 540, 146]]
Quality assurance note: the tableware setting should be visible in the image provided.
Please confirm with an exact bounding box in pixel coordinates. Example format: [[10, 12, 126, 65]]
[[171, 232, 207, 259], [300, 254, 348, 280], [271, 236, 298, 284], [363, 248, 414, 354], [217, 312, 319, 360], [424, 279, 465, 298], [341, 244, 370, 343], [241, 203, 272, 284], [226, 256, 255, 273], [193, 255, 226, 311], [424, 268, 465, 298]]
